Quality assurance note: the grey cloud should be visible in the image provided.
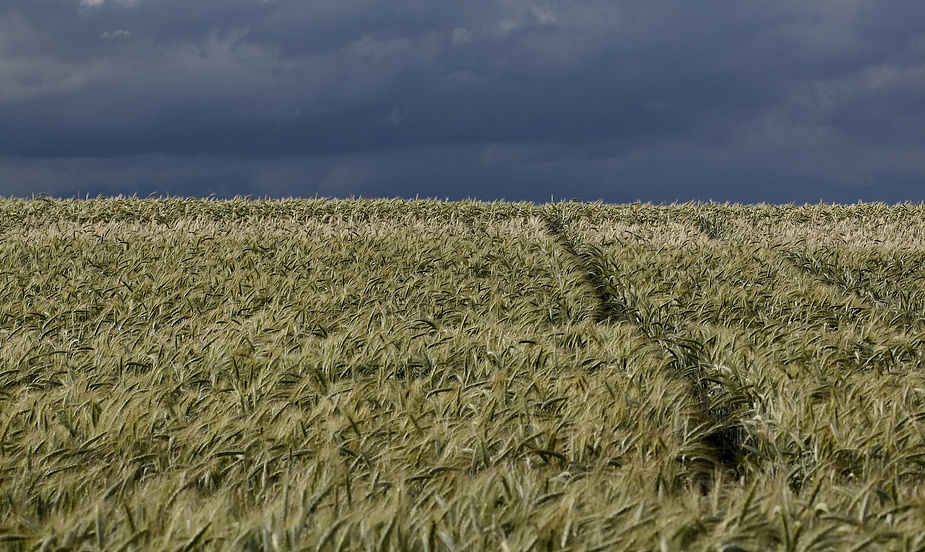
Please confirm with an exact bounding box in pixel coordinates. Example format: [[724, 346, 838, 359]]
[[2, 1, 925, 201]]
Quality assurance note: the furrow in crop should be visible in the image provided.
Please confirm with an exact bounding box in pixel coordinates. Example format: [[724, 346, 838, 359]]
[[542, 206, 744, 484], [780, 247, 925, 333], [542, 210, 625, 324]]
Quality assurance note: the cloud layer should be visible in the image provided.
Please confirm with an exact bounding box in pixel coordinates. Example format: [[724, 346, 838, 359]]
[[2, 1, 925, 202]]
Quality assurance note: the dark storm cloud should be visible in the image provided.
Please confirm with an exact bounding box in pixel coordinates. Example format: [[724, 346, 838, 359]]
[[2, 0, 925, 202]]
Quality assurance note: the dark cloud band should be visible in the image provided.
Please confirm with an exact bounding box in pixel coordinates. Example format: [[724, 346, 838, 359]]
[[2, 1, 924, 201]]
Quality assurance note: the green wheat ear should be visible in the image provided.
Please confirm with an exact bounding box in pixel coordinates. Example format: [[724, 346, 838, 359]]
[[1, 197, 925, 550]]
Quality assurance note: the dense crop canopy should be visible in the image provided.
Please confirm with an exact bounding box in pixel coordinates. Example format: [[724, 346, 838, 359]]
[[2, 198, 925, 550]]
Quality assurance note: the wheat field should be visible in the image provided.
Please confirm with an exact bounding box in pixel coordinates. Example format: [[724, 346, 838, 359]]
[[2, 197, 925, 551]]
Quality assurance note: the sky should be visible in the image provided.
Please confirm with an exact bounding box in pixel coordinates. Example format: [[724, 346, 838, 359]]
[[2, 0, 925, 204]]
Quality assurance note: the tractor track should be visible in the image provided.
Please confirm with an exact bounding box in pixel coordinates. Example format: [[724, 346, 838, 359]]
[[541, 208, 745, 488]]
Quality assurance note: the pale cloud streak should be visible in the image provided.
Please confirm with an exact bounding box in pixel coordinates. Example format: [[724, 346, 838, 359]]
[[79, 0, 139, 9], [100, 30, 130, 40]]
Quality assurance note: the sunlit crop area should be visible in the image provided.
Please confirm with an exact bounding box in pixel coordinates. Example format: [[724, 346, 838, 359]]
[[2, 198, 925, 551]]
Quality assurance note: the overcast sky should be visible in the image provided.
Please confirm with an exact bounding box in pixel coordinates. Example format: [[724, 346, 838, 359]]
[[2, 0, 925, 203]]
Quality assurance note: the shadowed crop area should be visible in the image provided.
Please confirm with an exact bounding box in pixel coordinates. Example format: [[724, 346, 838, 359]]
[[2, 198, 925, 551]]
